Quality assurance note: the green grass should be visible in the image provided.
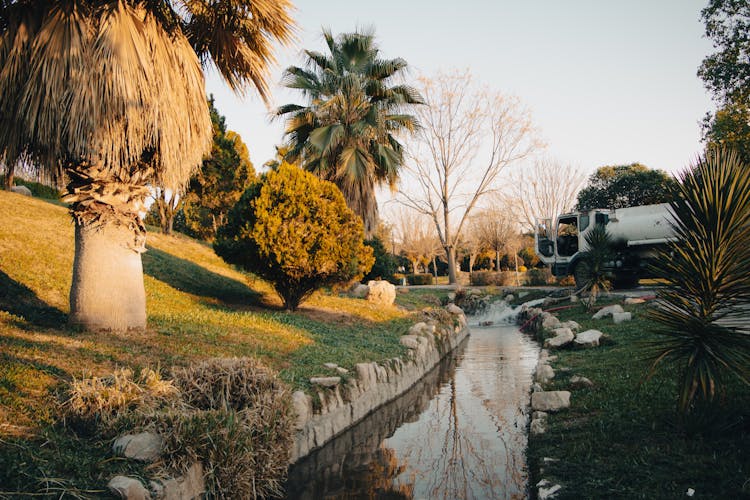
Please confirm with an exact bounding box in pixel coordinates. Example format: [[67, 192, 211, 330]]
[[528, 300, 750, 499], [0, 190, 417, 495]]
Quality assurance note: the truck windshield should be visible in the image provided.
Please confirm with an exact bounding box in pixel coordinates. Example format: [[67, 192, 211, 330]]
[[557, 216, 579, 257]]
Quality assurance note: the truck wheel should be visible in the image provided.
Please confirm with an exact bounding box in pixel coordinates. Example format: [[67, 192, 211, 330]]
[[613, 273, 639, 289], [573, 260, 592, 291]]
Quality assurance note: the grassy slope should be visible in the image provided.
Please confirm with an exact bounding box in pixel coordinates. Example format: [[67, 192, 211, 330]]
[[529, 300, 750, 499], [0, 190, 420, 493]]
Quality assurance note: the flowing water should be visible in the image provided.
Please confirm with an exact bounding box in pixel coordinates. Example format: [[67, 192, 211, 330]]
[[285, 301, 540, 500]]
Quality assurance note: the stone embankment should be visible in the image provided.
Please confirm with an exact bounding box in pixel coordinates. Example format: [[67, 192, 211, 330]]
[[289, 303, 470, 462]]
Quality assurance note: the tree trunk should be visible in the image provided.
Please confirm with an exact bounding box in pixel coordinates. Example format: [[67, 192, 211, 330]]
[[69, 218, 147, 331], [495, 249, 501, 272], [446, 246, 458, 284], [432, 256, 438, 279], [3, 169, 13, 190]]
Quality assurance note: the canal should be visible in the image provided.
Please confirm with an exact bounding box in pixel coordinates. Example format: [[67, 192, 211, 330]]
[[285, 302, 541, 499]]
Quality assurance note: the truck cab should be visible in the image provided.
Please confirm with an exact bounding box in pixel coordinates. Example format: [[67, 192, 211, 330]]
[[535, 210, 607, 278]]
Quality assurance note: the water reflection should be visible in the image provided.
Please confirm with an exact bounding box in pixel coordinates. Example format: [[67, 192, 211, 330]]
[[285, 311, 539, 500]]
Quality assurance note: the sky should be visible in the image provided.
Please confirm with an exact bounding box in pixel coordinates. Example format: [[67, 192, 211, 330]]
[[205, 0, 716, 180]]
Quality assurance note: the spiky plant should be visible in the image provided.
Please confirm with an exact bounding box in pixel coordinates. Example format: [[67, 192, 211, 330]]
[[0, 1, 294, 330], [647, 149, 750, 413], [276, 29, 423, 237], [574, 224, 613, 309]]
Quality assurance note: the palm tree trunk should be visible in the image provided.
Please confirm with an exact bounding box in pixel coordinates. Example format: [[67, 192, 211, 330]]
[[69, 218, 147, 331], [65, 164, 150, 331]]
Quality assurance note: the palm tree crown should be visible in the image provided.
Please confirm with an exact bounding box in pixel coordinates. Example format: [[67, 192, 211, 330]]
[[0, 0, 294, 331], [277, 29, 422, 236], [0, 0, 294, 193]]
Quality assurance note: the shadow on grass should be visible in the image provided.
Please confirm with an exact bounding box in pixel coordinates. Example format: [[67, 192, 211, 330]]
[[143, 246, 263, 306], [0, 270, 67, 328]]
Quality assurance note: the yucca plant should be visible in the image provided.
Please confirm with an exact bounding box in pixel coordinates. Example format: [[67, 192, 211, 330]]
[[647, 149, 750, 413], [574, 224, 613, 309]]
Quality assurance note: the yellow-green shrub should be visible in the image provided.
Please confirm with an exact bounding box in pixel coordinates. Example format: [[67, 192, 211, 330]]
[[214, 163, 374, 310]]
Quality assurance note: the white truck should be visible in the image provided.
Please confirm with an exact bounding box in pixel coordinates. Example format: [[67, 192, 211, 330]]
[[534, 203, 676, 288]]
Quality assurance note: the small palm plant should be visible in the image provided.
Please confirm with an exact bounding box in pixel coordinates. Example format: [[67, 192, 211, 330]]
[[647, 149, 750, 413], [575, 224, 614, 309]]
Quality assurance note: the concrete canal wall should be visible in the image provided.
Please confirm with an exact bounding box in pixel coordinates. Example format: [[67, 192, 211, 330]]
[[289, 305, 470, 463]]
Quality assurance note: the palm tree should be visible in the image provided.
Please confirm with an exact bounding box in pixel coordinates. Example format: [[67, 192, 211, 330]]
[[276, 29, 422, 236], [0, 1, 294, 331], [647, 149, 750, 413], [574, 225, 613, 309]]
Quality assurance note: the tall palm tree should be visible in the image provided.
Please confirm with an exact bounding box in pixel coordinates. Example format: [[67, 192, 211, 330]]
[[276, 29, 422, 236], [0, 0, 294, 331]]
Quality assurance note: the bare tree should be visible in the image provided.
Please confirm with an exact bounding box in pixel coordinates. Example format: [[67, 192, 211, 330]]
[[397, 70, 540, 284], [150, 187, 182, 235], [458, 216, 485, 274], [506, 157, 586, 233], [475, 205, 518, 272]]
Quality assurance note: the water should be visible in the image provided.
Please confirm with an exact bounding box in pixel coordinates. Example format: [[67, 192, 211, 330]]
[[285, 302, 540, 499]]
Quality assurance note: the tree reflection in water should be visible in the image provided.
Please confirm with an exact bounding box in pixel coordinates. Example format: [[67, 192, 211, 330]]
[[285, 324, 539, 500]]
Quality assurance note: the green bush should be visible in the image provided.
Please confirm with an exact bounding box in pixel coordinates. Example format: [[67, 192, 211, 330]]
[[214, 163, 374, 310], [1, 175, 61, 199], [390, 273, 406, 285], [407, 273, 434, 285], [525, 268, 552, 286], [469, 271, 507, 286], [363, 236, 397, 282]]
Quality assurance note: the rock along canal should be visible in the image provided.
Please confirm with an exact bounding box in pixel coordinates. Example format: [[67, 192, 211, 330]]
[[284, 301, 541, 499]]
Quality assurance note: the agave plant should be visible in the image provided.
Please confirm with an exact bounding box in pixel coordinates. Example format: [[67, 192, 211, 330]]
[[0, 1, 294, 330], [647, 149, 750, 413], [573, 224, 613, 309]]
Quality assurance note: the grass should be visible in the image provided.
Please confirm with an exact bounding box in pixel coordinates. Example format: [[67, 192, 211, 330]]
[[528, 298, 750, 499], [0, 190, 417, 495]]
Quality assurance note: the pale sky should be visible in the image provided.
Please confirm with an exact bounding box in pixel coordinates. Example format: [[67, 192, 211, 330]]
[[205, 0, 715, 179]]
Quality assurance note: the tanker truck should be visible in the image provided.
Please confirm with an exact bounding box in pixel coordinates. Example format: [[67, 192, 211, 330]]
[[534, 203, 676, 288]]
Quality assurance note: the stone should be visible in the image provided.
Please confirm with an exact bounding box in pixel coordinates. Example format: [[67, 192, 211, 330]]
[[532, 411, 548, 420], [366, 280, 396, 306], [336, 366, 349, 375], [624, 297, 645, 305], [570, 375, 594, 389], [570, 294, 579, 302], [447, 292, 456, 301], [613, 312, 632, 324], [574, 329, 603, 348], [310, 376, 340, 388], [349, 283, 369, 298], [539, 483, 562, 499], [505, 294, 515, 302], [400, 335, 420, 349], [531, 391, 571, 412], [530, 418, 546, 435], [531, 382, 543, 392], [446, 303, 464, 315], [113, 432, 163, 462], [108, 476, 150, 500], [150, 462, 204, 500], [519, 291, 528, 298], [535, 364, 555, 384], [541, 312, 562, 330], [10, 185, 32, 196], [544, 329, 574, 348], [592, 304, 624, 319], [560, 320, 580, 332], [409, 321, 435, 336], [323, 362, 338, 369], [291, 390, 312, 430], [479, 320, 494, 326]]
